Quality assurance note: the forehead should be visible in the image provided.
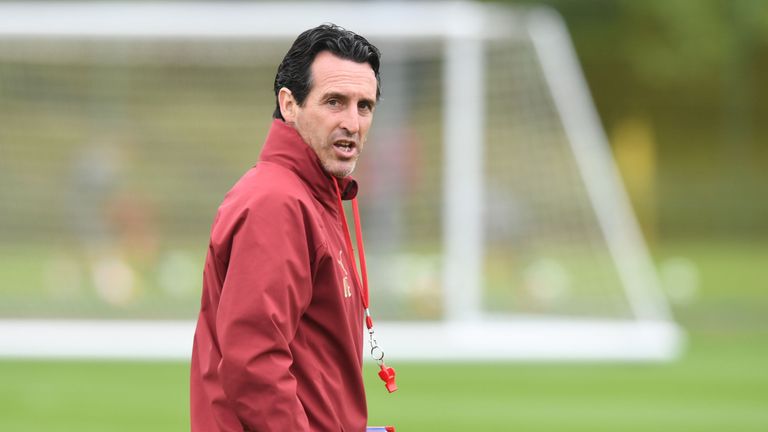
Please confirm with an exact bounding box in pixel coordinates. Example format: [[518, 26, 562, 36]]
[[309, 51, 377, 99]]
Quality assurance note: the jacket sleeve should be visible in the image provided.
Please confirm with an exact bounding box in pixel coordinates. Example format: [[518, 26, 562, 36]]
[[213, 194, 315, 431]]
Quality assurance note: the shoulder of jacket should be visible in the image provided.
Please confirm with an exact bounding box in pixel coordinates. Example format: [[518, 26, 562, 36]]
[[223, 164, 308, 207]]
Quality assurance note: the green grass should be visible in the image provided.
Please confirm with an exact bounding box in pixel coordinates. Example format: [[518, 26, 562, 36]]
[[0, 361, 188, 432], [1, 332, 766, 431], [0, 240, 766, 431], [366, 332, 768, 431]]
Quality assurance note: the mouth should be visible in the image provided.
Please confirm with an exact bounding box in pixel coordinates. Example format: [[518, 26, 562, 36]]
[[333, 139, 357, 158]]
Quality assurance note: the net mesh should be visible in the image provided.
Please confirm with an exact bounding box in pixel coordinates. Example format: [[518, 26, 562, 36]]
[[484, 39, 631, 318], [0, 33, 633, 321]]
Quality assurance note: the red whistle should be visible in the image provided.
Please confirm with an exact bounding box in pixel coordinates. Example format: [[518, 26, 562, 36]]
[[378, 364, 398, 393]]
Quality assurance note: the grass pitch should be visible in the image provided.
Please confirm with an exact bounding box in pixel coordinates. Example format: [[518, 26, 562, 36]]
[[0, 241, 766, 431], [1, 332, 766, 431]]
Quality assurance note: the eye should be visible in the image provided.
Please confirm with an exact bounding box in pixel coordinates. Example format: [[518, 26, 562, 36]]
[[358, 101, 373, 113], [327, 98, 340, 107]]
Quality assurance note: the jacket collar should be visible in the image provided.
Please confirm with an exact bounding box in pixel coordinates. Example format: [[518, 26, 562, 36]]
[[258, 119, 358, 205]]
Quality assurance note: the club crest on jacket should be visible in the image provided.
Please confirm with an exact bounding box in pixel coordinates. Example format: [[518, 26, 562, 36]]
[[336, 250, 353, 298]]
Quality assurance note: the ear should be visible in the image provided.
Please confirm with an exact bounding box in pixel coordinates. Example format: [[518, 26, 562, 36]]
[[278, 87, 298, 123]]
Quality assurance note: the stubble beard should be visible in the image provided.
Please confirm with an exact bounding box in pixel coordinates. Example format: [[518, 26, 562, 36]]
[[322, 157, 357, 179], [321, 134, 362, 178]]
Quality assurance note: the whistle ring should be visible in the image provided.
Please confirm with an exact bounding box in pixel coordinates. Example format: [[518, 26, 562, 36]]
[[371, 346, 385, 361]]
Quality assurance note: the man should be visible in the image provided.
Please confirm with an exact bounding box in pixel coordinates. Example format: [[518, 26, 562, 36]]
[[190, 24, 384, 431]]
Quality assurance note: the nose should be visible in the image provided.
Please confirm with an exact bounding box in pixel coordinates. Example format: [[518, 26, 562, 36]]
[[339, 105, 360, 135]]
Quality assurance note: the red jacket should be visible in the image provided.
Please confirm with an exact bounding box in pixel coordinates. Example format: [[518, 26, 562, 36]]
[[191, 119, 367, 431]]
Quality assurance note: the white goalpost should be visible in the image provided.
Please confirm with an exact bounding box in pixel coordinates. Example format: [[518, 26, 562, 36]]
[[0, 2, 683, 361]]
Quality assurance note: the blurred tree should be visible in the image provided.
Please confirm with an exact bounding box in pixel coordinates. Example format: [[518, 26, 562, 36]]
[[486, 0, 768, 239]]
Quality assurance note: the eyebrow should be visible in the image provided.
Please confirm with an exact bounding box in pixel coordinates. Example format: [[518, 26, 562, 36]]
[[323, 92, 376, 108]]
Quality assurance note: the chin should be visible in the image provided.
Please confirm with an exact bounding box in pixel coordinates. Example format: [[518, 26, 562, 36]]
[[334, 168, 355, 178], [325, 163, 356, 178]]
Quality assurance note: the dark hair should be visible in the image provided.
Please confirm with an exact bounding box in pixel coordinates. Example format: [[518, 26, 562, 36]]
[[273, 23, 381, 120]]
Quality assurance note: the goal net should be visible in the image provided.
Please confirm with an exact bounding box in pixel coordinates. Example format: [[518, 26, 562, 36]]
[[0, 2, 682, 360]]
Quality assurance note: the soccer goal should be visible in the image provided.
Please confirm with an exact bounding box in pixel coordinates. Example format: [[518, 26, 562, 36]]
[[0, 2, 683, 361]]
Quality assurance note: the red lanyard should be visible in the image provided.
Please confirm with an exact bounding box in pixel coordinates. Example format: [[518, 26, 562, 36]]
[[333, 178, 397, 393]]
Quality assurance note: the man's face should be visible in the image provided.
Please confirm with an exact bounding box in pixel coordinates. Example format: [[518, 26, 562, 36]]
[[285, 51, 377, 178]]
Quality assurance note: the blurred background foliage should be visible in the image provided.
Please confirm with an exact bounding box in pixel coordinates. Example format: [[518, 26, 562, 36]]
[[0, 2, 766, 430], [494, 0, 768, 241], [0, 0, 765, 328]]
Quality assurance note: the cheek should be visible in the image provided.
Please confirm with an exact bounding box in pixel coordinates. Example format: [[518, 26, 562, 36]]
[[312, 112, 335, 133], [301, 112, 324, 143], [360, 117, 373, 136]]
